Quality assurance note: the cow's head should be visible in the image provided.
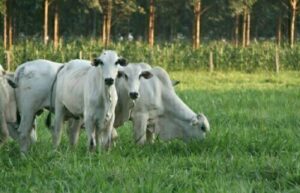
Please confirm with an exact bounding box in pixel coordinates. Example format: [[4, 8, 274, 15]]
[[92, 50, 127, 86], [156, 112, 210, 142], [117, 63, 153, 100], [188, 113, 210, 139], [176, 113, 210, 141]]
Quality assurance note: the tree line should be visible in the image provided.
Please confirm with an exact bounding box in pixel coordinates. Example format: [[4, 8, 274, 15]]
[[0, 0, 300, 51]]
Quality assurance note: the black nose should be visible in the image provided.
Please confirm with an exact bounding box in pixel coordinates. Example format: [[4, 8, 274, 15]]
[[105, 78, 114, 86], [129, 92, 139, 100]]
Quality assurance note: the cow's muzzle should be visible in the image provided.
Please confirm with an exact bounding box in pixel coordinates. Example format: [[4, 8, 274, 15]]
[[105, 78, 114, 86], [129, 92, 139, 100]]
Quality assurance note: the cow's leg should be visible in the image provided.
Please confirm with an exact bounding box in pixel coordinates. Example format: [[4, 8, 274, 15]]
[[7, 117, 37, 144], [132, 114, 148, 145], [7, 122, 19, 141], [0, 113, 9, 146], [68, 118, 82, 147], [53, 102, 65, 149], [111, 128, 118, 147], [18, 112, 35, 153], [146, 129, 154, 144], [97, 116, 114, 151], [30, 118, 38, 143], [85, 117, 96, 151]]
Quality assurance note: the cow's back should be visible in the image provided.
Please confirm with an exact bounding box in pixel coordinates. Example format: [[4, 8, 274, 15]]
[[15, 59, 63, 110], [133, 67, 176, 118]]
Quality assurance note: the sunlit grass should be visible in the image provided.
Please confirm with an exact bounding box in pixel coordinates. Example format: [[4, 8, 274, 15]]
[[0, 71, 300, 192]]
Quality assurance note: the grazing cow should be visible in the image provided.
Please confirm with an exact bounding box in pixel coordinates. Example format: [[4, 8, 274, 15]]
[[14, 59, 64, 152], [0, 65, 18, 145], [53, 50, 127, 151], [115, 64, 210, 144]]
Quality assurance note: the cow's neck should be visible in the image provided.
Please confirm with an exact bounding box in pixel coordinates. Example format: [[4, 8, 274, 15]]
[[163, 90, 196, 122]]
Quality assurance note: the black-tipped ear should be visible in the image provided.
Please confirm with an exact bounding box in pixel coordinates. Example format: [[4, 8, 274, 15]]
[[116, 58, 127, 66], [117, 71, 124, 78], [6, 78, 17, 88], [139, 71, 153, 79], [92, 58, 103, 66], [171, 80, 180, 86]]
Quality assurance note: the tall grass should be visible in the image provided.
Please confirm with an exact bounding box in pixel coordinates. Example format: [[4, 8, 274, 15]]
[[1, 39, 300, 72]]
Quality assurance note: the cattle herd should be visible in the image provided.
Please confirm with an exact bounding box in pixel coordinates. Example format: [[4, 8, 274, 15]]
[[0, 50, 210, 153]]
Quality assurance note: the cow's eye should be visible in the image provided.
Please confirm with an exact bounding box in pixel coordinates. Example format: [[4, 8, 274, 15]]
[[124, 74, 128, 80]]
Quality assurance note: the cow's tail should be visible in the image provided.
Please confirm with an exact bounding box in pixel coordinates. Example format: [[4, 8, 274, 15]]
[[45, 65, 65, 129]]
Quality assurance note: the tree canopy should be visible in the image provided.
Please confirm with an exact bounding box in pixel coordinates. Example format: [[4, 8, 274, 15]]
[[0, 0, 299, 44]]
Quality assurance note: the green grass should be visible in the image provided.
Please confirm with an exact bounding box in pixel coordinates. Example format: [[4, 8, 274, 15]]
[[1, 71, 300, 193]]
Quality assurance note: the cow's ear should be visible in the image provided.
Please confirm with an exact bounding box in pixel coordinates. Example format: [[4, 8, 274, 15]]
[[191, 116, 199, 126], [92, 58, 103, 66], [116, 58, 127, 66], [6, 78, 17, 88], [117, 71, 124, 78], [139, 71, 153, 79]]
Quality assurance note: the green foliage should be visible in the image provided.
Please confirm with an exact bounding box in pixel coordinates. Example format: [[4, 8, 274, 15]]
[[1, 71, 300, 192], [3, 0, 299, 41], [0, 39, 300, 72], [0, 0, 5, 15]]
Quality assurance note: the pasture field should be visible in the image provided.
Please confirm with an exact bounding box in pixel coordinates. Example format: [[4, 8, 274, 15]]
[[1, 71, 300, 193]]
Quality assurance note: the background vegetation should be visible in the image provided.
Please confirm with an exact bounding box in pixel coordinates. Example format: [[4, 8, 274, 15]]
[[0, 0, 299, 43], [0, 0, 299, 71], [1, 40, 300, 72]]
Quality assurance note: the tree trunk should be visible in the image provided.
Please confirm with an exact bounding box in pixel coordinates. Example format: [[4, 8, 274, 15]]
[[3, 0, 7, 50], [102, 15, 107, 46], [44, 0, 49, 45], [193, 0, 201, 49], [276, 15, 282, 46], [290, 0, 297, 48], [54, 2, 59, 50], [148, 0, 155, 47], [242, 9, 247, 47], [102, 0, 112, 47], [234, 14, 239, 47], [106, 0, 112, 45], [8, 2, 12, 51], [246, 11, 250, 46]]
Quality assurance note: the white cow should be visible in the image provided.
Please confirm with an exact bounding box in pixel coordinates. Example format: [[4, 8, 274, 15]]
[[14, 59, 64, 152], [53, 50, 127, 151], [116, 64, 210, 144], [0, 65, 18, 145]]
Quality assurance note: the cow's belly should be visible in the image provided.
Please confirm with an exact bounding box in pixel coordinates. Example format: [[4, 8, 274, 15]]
[[59, 75, 86, 115], [62, 94, 84, 116]]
